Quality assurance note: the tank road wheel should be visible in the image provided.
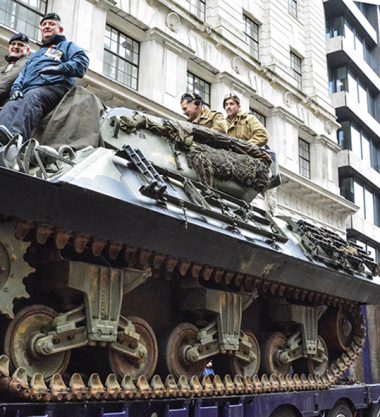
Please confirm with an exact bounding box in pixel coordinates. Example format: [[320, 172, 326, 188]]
[[294, 336, 329, 377], [230, 330, 261, 377], [165, 323, 207, 379], [262, 332, 290, 376], [320, 308, 355, 356], [108, 316, 158, 380], [4, 305, 71, 380]]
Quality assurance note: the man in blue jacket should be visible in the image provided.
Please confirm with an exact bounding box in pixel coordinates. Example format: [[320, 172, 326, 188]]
[[0, 13, 89, 144]]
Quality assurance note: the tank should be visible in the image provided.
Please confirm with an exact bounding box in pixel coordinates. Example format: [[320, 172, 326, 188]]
[[0, 106, 378, 402]]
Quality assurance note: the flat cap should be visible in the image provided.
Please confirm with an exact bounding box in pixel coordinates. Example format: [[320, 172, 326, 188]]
[[9, 32, 29, 44], [40, 12, 61, 24]]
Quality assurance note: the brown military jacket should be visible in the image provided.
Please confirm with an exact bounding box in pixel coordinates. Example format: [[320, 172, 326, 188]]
[[0, 55, 28, 107], [227, 111, 268, 147], [193, 107, 227, 134]]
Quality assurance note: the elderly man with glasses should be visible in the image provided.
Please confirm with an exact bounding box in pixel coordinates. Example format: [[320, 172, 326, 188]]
[[180, 92, 227, 134], [223, 93, 268, 147]]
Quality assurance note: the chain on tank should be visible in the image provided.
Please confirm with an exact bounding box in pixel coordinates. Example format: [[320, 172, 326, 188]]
[[0, 219, 366, 402]]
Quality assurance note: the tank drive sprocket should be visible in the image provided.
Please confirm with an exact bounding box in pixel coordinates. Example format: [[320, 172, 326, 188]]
[[0, 222, 32, 318]]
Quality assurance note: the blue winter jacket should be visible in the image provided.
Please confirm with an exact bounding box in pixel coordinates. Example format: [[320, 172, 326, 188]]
[[10, 34, 89, 95]]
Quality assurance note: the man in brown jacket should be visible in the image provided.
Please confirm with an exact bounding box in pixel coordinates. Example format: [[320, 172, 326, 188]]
[[224, 93, 268, 147], [0, 33, 30, 107], [180, 92, 227, 134]]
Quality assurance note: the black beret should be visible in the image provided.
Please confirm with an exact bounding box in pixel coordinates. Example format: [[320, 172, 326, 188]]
[[180, 92, 203, 104], [40, 12, 61, 25], [9, 32, 29, 44]]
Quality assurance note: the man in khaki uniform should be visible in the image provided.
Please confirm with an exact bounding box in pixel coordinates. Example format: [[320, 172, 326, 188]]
[[224, 93, 268, 147], [180, 92, 227, 133], [0, 33, 30, 107]]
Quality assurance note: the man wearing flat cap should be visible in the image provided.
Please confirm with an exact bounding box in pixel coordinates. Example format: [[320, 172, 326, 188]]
[[180, 92, 227, 134], [0, 32, 30, 107], [223, 93, 268, 147], [0, 12, 89, 145]]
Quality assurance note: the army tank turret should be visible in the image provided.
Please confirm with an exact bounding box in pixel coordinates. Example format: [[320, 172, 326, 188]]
[[0, 104, 378, 402]]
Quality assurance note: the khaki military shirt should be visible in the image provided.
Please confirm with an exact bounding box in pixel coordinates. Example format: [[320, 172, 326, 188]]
[[193, 107, 227, 134], [0, 55, 28, 107], [227, 111, 268, 147]]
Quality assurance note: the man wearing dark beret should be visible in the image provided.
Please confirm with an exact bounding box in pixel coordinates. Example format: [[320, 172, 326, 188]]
[[180, 92, 227, 133], [0, 13, 89, 145], [0, 33, 30, 107]]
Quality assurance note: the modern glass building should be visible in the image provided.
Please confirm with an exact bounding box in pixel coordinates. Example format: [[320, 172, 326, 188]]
[[325, 0, 380, 382]]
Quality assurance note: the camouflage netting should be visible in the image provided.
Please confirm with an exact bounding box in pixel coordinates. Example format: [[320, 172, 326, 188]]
[[120, 112, 271, 192], [187, 143, 270, 192], [33, 86, 105, 150]]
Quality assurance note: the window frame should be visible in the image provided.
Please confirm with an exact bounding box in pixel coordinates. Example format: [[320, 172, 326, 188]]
[[298, 138, 311, 179], [0, 0, 47, 40], [186, 71, 211, 106], [243, 15, 259, 60], [184, 0, 206, 21], [288, 0, 298, 18], [290, 52, 302, 89], [103, 24, 140, 91]]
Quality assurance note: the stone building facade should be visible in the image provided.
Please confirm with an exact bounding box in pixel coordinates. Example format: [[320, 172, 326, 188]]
[[324, 0, 380, 383]]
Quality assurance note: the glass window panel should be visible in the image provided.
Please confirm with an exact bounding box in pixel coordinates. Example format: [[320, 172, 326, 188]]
[[103, 25, 139, 90], [358, 83, 367, 106], [290, 52, 302, 89], [365, 189, 374, 223], [351, 125, 361, 157], [345, 21, 355, 45], [0, 0, 47, 39], [288, 0, 297, 18], [336, 67, 347, 92], [298, 138, 310, 178], [354, 182, 364, 217], [347, 72, 358, 101], [362, 134, 371, 164], [355, 34, 364, 59], [185, 0, 205, 21], [186, 72, 211, 106], [244, 15, 259, 60]]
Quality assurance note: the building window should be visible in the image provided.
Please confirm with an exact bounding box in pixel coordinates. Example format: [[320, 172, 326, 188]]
[[185, 0, 206, 21], [187, 72, 210, 106], [250, 108, 266, 126], [338, 122, 380, 173], [326, 16, 344, 39], [103, 25, 139, 90], [299, 138, 310, 178], [340, 178, 380, 226], [290, 52, 302, 89], [288, 0, 297, 18], [244, 15, 259, 60], [0, 0, 47, 40]]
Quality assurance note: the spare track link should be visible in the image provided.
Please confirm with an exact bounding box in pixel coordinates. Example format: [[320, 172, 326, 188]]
[[0, 219, 364, 402]]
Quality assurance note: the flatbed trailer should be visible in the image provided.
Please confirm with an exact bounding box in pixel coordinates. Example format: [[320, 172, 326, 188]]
[[2, 384, 380, 417]]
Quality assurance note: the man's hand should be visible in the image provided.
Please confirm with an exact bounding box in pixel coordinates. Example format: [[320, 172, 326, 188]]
[[9, 90, 24, 101], [39, 66, 64, 76]]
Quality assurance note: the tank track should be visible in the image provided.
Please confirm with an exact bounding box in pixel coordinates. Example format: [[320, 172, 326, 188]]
[[0, 219, 367, 402]]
